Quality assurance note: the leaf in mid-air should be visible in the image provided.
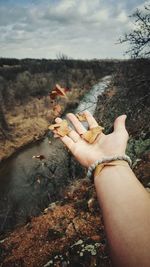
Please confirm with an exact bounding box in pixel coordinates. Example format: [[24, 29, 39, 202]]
[[49, 84, 68, 100], [55, 84, 67, 98], [53, 104, 62, 116], [49, 90, 58, 100], [32, 155, 46, 160]]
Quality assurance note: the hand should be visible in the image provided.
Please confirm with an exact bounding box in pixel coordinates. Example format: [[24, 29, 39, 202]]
[[54, 110, 129, 168]]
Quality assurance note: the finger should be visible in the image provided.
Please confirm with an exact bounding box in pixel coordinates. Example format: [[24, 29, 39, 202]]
[[84, 110, 99, 129], [55, 117, 80, 142], [55, 117, 62, 123], [68, 129, 80, 142], [60, 135, 75, 152], [54, 133, 59, 138], [67, 113, 86, 135], [53, 118, 62, 137], [114, 115, 127, 133]]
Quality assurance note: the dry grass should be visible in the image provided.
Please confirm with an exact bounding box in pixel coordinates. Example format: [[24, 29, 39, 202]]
[[0, 85, 88, 161], [0, 178, 110, 267]]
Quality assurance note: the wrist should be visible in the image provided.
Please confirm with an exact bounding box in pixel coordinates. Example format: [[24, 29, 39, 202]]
[[94, 163, 131, 184], [87, 155, 132, 181]]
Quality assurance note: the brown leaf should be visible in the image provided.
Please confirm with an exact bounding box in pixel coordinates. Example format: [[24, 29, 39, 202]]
[[82, 126, 104, 144], [76, 113, 87, 121], [53, 104, 62, 116], [55, 84, 67, 97], [32, 155, 46, 160], [49, 90, 57, 100], [49, 84, 68, 100], [49, 120, 71, 137]]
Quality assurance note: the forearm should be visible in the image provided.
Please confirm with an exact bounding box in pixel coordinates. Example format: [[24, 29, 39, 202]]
[[94, 165, 150, 267]]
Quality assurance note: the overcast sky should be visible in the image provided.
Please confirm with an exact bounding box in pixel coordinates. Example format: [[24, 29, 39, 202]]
[[0, 0, 149, 59]]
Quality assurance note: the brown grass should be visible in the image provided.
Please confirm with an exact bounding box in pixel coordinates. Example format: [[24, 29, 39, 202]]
[[0, 86, 88, 161]]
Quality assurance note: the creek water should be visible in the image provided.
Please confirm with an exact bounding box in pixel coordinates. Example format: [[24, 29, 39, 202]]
[[0, 76, 111, 236]]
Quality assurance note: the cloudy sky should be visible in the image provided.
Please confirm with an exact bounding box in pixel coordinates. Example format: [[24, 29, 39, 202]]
[[0, 0, 149, 59]]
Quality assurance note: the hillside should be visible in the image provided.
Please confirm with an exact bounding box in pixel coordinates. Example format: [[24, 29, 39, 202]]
[[0, 58, 117, 161], [0, 59, 149, 267], [95, 58, 150, 187]]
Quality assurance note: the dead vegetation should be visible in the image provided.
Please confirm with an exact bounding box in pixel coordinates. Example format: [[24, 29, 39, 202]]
[[0, 178, 111, 267], [0, 58, 117, 161]]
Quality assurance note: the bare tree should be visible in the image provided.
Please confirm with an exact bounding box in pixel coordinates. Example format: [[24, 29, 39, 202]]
[[56, 52, 71, 61], [119, 5, 150, 58]]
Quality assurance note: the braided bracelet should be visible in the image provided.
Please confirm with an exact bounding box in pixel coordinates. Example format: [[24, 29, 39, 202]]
[[87, 155, 132, 179]]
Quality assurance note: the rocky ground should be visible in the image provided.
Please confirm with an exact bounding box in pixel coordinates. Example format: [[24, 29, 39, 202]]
[[0, 178, 111, 267], [0, 59, 149, 267]]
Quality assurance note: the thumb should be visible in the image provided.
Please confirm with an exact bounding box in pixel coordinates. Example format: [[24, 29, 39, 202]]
[[114, 115, 127, 133]]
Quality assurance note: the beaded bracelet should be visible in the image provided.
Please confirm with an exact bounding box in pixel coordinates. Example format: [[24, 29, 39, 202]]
[[87, 155, 132, 179]]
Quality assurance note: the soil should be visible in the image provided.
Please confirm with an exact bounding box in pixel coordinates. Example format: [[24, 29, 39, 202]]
[[0, 179, 111, 267]]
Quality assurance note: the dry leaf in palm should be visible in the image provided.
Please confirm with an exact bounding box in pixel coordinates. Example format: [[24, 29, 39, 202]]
[[49, 120, 71, 137], [76, 113, 87, 122], [82, 126, 104, 144]]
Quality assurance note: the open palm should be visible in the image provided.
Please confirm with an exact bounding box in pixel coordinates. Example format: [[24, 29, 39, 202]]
[[55, 111, 129, 168]]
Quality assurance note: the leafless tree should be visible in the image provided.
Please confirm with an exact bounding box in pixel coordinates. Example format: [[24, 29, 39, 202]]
[[119, 5, 150, 58], [56, 52, 71, 61]]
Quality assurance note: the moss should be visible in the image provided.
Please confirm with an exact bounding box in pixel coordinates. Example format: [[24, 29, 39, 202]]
[[134, 138, 150, 156], [126, 138, 150, 161], [83, 244, 97, 255], [126, 138, 137, 161], [70, 239, 101, 259]]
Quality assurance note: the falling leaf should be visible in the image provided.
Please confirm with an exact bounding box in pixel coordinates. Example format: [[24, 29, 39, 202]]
[[32, 155, 46, 160], [53, 104, 62, 116], [82, 126, 104, 144], [49, 90, 57, 100], [55, 84, 67, 98], [49, 84, 68, 100], [49, 120, 71, 137], [76, 113, 87, 121]]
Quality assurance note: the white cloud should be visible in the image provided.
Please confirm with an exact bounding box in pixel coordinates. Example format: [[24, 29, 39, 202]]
[[55, 0, 75, 13], [0, 0, 148, 59], [117, 11, 128, 23]]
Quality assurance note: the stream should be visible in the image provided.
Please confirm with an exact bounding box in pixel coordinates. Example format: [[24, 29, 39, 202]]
[[0, 76, 111, 236]]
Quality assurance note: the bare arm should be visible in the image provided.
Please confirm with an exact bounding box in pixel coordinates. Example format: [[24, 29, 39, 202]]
[[95, 165, 150, 267], [53, 110, 150, 267]]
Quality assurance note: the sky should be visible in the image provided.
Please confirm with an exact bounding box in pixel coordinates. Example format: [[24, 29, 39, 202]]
[[0, 0, 149, 59]]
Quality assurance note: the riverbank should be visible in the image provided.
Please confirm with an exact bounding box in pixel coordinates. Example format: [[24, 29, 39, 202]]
[[0, 76, 112, 267], [0, 79, 97, 162], [0, 77, 111, 238], [0, 59, 149, 267], [0, 58, 117, 162], [94, 59, 150, 187]]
